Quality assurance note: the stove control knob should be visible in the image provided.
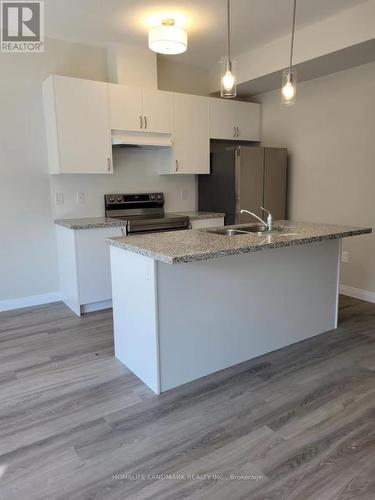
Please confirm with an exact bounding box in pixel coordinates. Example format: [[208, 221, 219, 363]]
[[117, 197, 123, 202], [109, 197, 115, 203], [150, 195, 155, 200], [157, 194, 162, 200]]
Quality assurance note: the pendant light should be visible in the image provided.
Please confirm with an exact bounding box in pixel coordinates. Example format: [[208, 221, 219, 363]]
[[282, 0, 297, 105], [149, 18, 188, 55], [221, 0, 236, 98]]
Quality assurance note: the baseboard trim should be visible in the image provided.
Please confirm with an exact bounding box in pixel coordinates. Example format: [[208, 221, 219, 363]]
[[81, 300, 112, 314], [0, 292, 61, 313], [3, 286, 372, 313], [340, 285, 375, 304]]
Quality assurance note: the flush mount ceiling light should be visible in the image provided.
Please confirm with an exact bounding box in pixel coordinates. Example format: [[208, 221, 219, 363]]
[[148, 18, 188, 55], [282, 0, 298, 106]]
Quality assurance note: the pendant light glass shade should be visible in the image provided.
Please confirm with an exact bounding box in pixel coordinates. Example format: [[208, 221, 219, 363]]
[[148, 19, 188, 55], [220, 0, 236, 98], [221, 58, 236, 98], [282, 0, 297, 106], [281, 69, 297, 105]]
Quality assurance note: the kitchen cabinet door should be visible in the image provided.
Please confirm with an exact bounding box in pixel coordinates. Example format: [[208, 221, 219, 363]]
[[209, 98, 260, 142], [108, 83, 143, 132], [56, 225, 127, 316], [209, 97, 238, 140], [142, 89, 173, 134], [171, 93, 210, 174], [43, 75, 112, 174], [234, 101, 261, 141]]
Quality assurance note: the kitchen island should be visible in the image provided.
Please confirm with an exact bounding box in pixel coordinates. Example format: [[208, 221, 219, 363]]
[[108, 221, 371, 394]]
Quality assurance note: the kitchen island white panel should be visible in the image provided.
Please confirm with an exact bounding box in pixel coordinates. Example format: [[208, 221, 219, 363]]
[[110, 238, 341, 393], [110, 246, 160, 394], [156, 239, 340, 391]]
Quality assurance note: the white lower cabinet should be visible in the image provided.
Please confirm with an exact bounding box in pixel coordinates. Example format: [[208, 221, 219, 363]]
[[56, 225, 127, 316], [56, 218, 224, 316]]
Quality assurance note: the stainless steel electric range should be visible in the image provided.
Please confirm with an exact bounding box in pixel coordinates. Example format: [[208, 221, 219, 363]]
[[104, 193, 190, 235]]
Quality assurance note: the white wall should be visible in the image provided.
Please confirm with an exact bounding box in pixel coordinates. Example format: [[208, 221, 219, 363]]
[[158, 56, 211, 96], [259, 61, 375, 294], [0, 38, 108, 301], [0, 38, 196, 303], [51, 148, 195, 220], [209, 0, 375, 93]]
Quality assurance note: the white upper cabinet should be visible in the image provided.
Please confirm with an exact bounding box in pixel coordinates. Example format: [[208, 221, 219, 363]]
[[43, 75, 113, 174], [209, 98, 260, 142], [43, 74, 262, 176], [168, 93, 210, 175], [142, 89, 173, 133], [108, 85, 173, 134], [108, 83, 143, 132]]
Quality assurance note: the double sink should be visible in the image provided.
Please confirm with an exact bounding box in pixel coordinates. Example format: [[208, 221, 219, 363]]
[[204, 224, 295, 237]]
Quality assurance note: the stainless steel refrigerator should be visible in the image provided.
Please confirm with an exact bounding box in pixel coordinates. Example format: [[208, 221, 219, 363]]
[[198, 146, 287, 225]]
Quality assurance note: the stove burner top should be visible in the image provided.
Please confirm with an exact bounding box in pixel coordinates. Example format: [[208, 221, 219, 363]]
[[104, 193, 190, 235]]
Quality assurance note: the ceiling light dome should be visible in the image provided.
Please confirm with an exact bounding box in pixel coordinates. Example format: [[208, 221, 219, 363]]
[[148, 18, 188, 55]]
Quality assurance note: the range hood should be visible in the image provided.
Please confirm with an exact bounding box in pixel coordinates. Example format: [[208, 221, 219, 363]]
[[111, 129, 173, 148]]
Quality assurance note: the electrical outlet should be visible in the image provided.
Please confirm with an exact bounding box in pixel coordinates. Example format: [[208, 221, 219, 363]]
[[341, 251, 349, 263], [181, 189, 188, 201], [77, 192, 85, 205], [55, 192, 64, 205]]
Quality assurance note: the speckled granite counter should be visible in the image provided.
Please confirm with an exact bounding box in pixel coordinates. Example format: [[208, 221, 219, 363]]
[[109, 220, 372, 393], [55, 217, 127, 230], [108, 221, 371, 264], [55, 212, 224, 230], [166, 211, 225, 221]]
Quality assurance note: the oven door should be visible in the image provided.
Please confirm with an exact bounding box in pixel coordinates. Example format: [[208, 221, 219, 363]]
[[127, 218, 190, 235]]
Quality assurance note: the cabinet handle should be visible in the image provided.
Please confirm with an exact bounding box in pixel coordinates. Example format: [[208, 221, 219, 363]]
[[144, 116, 148, 129], [107, 158, 111, 172], [139, 115, 143, 129], [175, 160, 179, 172]]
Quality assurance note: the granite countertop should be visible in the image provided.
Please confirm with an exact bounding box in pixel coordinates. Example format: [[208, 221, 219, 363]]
[[166, 211, 225, 220], [107, 221, 372, 264], [55, 217, 127, 230], [55, 212, 225, 230]]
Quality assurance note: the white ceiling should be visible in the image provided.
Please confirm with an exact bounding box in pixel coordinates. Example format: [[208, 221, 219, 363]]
[[45, 0, 368, 68]]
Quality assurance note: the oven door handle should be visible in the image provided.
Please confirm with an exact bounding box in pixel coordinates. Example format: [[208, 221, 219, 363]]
[[127, 221, 189, 234]]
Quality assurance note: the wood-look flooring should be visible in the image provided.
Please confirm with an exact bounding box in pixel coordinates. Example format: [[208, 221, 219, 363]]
[[0, 295, 374, 499]]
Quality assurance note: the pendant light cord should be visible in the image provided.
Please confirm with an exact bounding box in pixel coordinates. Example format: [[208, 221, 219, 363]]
[[289, 0, 297, 71], [227, 0, 231, 63]]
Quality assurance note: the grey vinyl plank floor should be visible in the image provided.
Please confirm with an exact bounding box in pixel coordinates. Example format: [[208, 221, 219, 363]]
[[0, 295, 374, 499]]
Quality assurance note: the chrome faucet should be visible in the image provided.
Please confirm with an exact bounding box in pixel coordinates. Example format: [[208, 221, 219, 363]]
[[240, 207, 274, 231]]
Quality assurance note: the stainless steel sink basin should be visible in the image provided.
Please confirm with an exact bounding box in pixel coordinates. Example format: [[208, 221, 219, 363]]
[[205, 224, 284, 237], [235, 224, 269, 233], [211, 228, 253, 236]]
